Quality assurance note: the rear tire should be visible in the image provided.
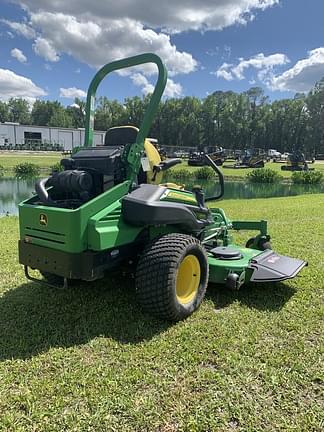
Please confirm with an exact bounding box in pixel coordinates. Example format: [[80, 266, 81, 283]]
[[135, 233, 209, 321]]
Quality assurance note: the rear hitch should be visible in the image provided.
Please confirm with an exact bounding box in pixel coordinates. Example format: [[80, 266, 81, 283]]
[[24, 266, 69, 290]]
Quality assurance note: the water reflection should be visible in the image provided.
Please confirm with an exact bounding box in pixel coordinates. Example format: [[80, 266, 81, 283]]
[[0, 177, 324, 216], [193, 179, 324, 200], [0, 177, 35, 216]]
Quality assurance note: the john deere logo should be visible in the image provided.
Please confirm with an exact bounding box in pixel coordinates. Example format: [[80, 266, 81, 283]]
[[39, 213, 48, 226]]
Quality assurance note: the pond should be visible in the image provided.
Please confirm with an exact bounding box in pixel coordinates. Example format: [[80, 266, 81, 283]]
[[186, 178, 324, 201], [0, 177, 36, 216], [1, 177, 324, 216]]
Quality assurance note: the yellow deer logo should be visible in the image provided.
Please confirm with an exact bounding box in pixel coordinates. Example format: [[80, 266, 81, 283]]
[[39, 213, 48, 226]]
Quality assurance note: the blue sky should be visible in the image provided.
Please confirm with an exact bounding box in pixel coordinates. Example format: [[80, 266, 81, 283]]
[[1, 0, 324, 105]]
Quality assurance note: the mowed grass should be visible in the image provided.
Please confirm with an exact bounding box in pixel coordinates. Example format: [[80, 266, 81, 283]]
[[1, 151, 324, 180], [171, 159, 324, 180], [0, 194, 323, 431], [0, 152, 61, 171]]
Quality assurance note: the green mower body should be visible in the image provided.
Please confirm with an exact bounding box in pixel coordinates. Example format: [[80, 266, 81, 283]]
[[18, 53, 307, 321]]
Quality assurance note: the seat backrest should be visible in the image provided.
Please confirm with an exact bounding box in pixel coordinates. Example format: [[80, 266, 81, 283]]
[[105, 125, 166, 185], [104, 125, 139, 147], [143, 139, 163, 184]]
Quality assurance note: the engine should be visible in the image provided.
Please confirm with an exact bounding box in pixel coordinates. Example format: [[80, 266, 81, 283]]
[[35, 146, 126, 208]]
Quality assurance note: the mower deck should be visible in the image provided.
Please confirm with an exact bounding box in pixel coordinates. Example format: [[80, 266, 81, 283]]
[[207, 245, 307, 287]]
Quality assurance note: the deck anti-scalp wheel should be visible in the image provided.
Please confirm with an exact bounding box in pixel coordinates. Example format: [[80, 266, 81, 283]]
[[246, 237, 272, 251], [135, 233, 209, 321]]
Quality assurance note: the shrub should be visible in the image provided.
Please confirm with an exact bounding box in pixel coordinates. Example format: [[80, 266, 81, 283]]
[[14, 162, 40, 178], [194, 166, 215, 180], [0, 164, 4, 178], [292, 170, 323, 184], [50, 161, 64, 173], [170, 168, 192, 179], [247, 168, 283, 184]]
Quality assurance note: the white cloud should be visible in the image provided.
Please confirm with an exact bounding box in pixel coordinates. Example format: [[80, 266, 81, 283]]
[[4, 1, 280, 98], [13, 1, 279, 33], [164, 78, 183, 98], [131, 73, 183, 97], [59, 87, 87, 98], [27, 12, 197, 75], [10, 48, 27, 63], [215, 62, 235, 81], [215, 49, 324, 93], [270, 48, 324, 92], [206, 47, 220, 57], [0, 68, 46, 102], [1, 19, 36, 39], [215, 53, 290, 82], [33, 37, 60, 62], [223, 45, 232, 59], [4, 1, 279, 77], [131, 73, 155, 95]]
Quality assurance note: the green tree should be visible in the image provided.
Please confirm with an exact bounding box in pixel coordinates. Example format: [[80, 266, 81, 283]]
[[48, 108, 73, 128], [31, 100, 63, 126], [0, 101, 9, 123], [66, 98, 86, 128], [244, 87, 268, 148], [305, 77, 324, 156], [7, 98, 31, 124], [94, 97, 128, 130]]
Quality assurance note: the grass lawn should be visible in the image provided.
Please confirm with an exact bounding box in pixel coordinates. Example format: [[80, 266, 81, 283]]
[[0, 194, 323, 431], [171, 159, 324, 180], [0, 152, 61, 171], [1, 151, 324, 180]]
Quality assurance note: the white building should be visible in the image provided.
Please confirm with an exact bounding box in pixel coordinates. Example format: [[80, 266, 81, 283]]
[[0, 123, 106, 150]]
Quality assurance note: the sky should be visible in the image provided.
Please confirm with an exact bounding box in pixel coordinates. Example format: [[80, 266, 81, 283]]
[[0, 0, 324, 105]]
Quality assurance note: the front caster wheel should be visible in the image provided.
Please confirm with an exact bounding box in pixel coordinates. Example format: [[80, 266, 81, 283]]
[[135, 233, 209, 321]]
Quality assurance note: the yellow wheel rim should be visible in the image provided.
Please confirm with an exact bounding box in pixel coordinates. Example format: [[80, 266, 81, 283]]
[[176, 255, 201, 305]]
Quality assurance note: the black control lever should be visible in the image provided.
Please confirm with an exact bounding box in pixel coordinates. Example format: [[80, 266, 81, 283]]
[[203, 154, 225, 201], [151, 158, 181, 181], [192, 185, 206, 210]]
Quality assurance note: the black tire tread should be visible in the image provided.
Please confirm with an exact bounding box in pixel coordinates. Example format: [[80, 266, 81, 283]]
[[135, 233, 208, 321]]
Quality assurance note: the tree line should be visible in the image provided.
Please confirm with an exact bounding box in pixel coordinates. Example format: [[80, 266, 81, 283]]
[[1, 79, 324, 156]]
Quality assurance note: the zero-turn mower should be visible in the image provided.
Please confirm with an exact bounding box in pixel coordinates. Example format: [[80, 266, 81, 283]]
[[18, 53, 307, 321], [188, 149, 224, 166], [281, 151, 315, 171], [223, 148, 266, 169]]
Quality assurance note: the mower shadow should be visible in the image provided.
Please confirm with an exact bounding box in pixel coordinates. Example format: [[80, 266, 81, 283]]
[[0, 277, 295, 361], [0, 276, 170, 361], [206, 281, 296, 312]]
